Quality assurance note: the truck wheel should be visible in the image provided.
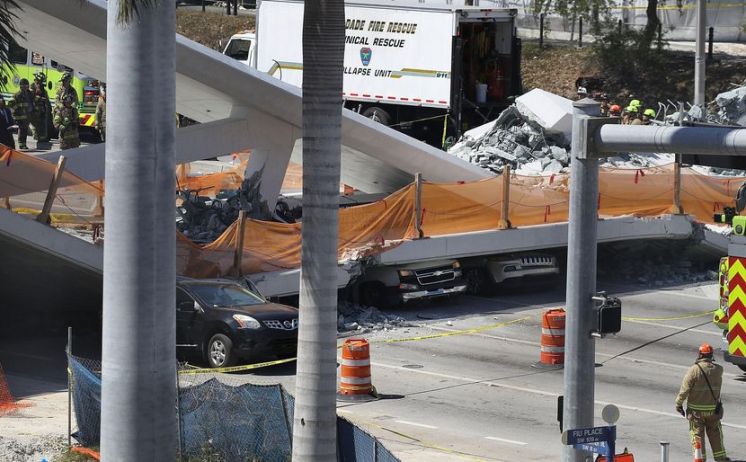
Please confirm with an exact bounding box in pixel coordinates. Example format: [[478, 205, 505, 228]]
[[465, 268, 493, 296], [206, 333, 236, 368], [361, 281, 394, 309], [362, 107, 391, 126]]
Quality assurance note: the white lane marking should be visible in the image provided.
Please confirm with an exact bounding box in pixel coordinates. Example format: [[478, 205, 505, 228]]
[[372, 361, 746, 430], [484, 436, 528, 446], [337, 408, 352, 413], [645, 290, 715, 301], [624, 319, 720, 336], [422, 326, 743, 377], [395, 420, 438, 429]]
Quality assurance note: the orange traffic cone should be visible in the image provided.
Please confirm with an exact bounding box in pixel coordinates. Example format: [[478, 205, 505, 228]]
[[694, 436, 704, 462], [0, 362, 28, 415]]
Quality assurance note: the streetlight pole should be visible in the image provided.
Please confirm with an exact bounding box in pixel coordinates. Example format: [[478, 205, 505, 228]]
[[562, 98, 601, 462], [694, 0, 706, 108]]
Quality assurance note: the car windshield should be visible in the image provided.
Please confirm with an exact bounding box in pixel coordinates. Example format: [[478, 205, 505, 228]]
[[189, 284, 265, 308], [225, 39, 251, 61]]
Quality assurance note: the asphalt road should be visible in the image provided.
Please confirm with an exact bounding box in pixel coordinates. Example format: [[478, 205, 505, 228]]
[[330, 282, 746, 461], [3, 280, 745, 461]]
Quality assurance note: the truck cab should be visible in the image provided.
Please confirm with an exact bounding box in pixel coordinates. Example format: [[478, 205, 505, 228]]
[[357, 259, 466, 308], [223, 31, 256, 67]]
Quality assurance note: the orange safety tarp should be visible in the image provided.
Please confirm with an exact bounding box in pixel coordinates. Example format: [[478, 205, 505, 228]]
[[1, 145, 740, 278], [178, 163, 738, 278], [178, 185, 418, 277], [0, 146, 104, 222]]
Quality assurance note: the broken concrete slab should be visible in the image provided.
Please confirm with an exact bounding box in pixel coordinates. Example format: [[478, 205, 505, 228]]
[[515, 89, 574, 141]]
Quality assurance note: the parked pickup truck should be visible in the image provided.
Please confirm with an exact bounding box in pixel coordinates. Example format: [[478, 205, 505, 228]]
[[461, 253, 560, 295], [357, 259, 466, 308]]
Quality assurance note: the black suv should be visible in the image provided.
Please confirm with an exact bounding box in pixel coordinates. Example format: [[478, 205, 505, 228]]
[[176, 278, 298, 368]]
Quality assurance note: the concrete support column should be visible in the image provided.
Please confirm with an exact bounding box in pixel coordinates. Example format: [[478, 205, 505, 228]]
[[235, 107, 298, 219], [562, 98, 601, 462]]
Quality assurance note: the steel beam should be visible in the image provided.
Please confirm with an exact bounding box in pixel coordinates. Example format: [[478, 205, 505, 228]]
[[594, 125, 746, 156]]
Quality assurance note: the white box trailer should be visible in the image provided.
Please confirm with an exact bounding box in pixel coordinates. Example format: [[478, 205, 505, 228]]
[[225, 0, 522, 148]]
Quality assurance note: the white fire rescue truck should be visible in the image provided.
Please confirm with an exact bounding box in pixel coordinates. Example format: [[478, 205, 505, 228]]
[[223, 0, 523, 148]]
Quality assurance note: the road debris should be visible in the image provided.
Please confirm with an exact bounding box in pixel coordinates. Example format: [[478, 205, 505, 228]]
[[337, 301, 411, 333]]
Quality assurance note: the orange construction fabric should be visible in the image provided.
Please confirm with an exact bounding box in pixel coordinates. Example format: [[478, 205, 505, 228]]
[[178, 163, 740, 278], [178, 185, 417, 277], [0, 146, 104, 222], [0, 145, 739, 278]]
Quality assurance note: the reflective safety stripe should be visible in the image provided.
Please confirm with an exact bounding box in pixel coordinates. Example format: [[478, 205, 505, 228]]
[[541, 328, 565, 336], [340, 376, 371, 385], [338, 358, 370, 367], [540, 345, 564, 353], [688, 403, 717, 411]]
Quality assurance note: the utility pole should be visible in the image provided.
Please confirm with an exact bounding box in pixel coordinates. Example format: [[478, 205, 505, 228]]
[[694, 0, 706, 108], [562, 98, 601, 462]]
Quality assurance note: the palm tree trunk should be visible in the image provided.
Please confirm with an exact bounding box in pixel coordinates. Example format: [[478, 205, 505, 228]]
[[291, 0, 345, 459], [101, 0, 177, 460]]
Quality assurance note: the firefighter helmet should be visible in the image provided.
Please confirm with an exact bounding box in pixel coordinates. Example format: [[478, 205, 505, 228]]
[[699, 343, 714, 356]]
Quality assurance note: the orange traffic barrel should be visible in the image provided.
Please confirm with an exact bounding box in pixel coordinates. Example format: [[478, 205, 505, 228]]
[[337, 338, 378, 402], [598, 452, 634, 462], [539, 308, 565, 366]]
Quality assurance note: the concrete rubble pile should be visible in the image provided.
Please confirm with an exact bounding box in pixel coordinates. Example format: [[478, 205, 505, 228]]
[[176, 190, 241, 244], [665, 84, 746, 128], [448, 105, 570, 175], [449, 89, 662, 175], [337, 301, 410, 333], [712, 85, 746, 126], [598, 243, 718, 287]]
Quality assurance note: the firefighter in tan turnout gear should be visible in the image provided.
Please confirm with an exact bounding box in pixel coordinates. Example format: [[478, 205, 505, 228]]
[[675, 343, 730, 461]]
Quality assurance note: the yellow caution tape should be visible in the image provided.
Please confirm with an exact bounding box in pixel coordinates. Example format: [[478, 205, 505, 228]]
[[178, 309, 712, 374], [372, 316, 531, 345], [372, 423, 486, 461], [177, 356, 296, 375], [10, 208, 96, 225], [622, 309, 715, 322]]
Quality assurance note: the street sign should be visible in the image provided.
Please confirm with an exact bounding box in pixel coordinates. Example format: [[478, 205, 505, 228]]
[[565, 426, 613, 444], [562, 425, 617, 462], [575, 442, 612, 457]]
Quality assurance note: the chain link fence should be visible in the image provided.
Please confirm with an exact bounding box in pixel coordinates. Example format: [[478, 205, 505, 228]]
[[68, 355, 399, 461]]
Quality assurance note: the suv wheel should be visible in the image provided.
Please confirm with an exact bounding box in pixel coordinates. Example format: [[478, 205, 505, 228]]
[[465, 268, 493, 296], [206, 333, 236, 368]]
